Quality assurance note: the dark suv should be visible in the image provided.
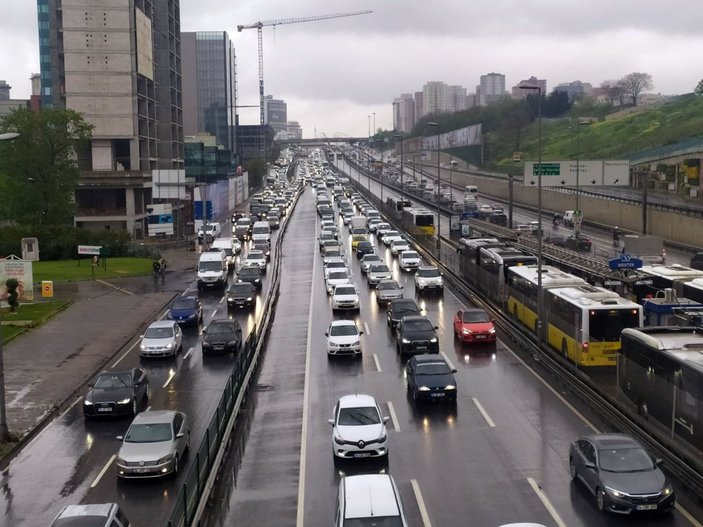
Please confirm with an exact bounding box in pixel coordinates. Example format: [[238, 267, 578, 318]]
[[691, 252, 703, 270], [202, 319, 243, 355], [386, 299, 421, 332], [226, 282, 258, 309], [395, 315, 439, 356], [237, 265, 263, 290], [565, 235, 592, 252]]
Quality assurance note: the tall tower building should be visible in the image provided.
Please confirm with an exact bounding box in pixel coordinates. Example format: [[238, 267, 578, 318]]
[[263, 95, 288, 136], [392, 93, 415, 133], [182, 31, 236, 150], [422, 81, 448, 116], [36, 0, 184, 236], [479, 73, 506, 106]]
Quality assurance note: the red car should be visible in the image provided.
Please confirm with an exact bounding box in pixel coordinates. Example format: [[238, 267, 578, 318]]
[[453, 308, 496, 343]]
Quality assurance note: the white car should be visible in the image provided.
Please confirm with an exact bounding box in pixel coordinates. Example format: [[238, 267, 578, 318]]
[[243, 250, 267, 272], [390, 239, 410, 256], [342, 212, 353, 225], [414, 266, 444, 292], [325, 320, 363, 357], [367, 263, 392, 286], [324, 259, 347, 277], [368, 218, 382, 232], [376, 279, 404, 304], [325, 269, 352, 294], [328, 394, 389, 459], [360, 254, 383, 274], [332, 284, 360, 312], [382, 231, 402, 247], [398, 250, 421, 271], [139, 320, 183, 358], [375, 223, 392, 238], [322, 248, 344, 265], [479, 204, 494, 214]]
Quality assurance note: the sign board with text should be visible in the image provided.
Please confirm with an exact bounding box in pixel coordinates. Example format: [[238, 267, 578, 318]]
[[523, 160, 630, 187], [77, 245, 102, 256]]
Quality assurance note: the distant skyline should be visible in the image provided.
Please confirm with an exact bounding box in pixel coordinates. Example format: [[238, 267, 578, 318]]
[[2, 1, 702, 138]]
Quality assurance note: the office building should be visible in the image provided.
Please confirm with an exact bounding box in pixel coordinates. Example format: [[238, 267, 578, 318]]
[[237, 124, 275, 162], [446, 85, 467, 113], [0, 81, 29, 117], [554, 80, 594, 101], [182, 31, 236, 152], [512, 76, 547, 98], [287, 121, 303, 140], [422, 81, 448, 116], [479, 73, 506, 106], [264, 95, 288, 137], [392, 93, 415, 133], [37, 0, 185, 237], [414, 91, 423, 122]]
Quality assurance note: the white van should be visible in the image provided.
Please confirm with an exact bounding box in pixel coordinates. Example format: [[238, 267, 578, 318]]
[[210, 238, 238, 270], [251, 221, 271, 242], [336, 474, 407, 526], [465, 185, 479, 196], [197, 250, 228, 290]]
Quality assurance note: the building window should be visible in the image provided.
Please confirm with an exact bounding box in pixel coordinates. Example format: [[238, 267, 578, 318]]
[[43, 87, 52, 95]]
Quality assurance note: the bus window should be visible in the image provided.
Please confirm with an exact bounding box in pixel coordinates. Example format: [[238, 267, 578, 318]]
[[589, 309, 640, 342]]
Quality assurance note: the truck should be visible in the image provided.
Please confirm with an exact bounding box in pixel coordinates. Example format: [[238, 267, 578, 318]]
[[350, 216, 368, 232], [623, 235, 664, 263]]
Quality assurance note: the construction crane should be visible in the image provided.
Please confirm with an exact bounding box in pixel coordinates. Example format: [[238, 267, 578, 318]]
[[237, 10, 373, 155]]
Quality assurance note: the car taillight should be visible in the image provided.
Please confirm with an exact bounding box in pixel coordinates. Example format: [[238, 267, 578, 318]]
[[582, 342, 589, 352]]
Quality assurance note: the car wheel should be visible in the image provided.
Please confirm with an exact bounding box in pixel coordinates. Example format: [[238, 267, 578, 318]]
[[569, 458, 577, 481], [595, 487, 607, 512]]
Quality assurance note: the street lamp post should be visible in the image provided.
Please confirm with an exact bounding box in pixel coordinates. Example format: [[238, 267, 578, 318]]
[[426, 122, 441, 257], [519, 85, 543, 343], [394, 134, 404, 202], [449, 160, 457, 211], [574, 120, 590, 235]]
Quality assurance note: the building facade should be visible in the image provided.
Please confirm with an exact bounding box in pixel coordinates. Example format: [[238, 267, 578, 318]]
[[287, 121, 302, 139], [0, 81, 29, 117], [511, 76, 547, 98], [182, 31, 236, 151], [264, 95, 288, 137], [554, 80, 594, 101], [422, 81, 448, 116], [446, 85, 467, 113], [36, 0, 185, 237], [479, 72, 506, 106], [392, 93, 416, 133]]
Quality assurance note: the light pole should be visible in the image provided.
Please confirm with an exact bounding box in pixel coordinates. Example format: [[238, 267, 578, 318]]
[[519, 84, 543, 343], [573, 120, 590, 234], [449, 160, 457, 211], [394, 134, 404, 202], [426, 122, 441, 257]]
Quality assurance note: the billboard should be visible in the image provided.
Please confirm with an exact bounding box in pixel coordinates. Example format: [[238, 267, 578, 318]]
[[0, 256, 34, 304], [522, 160, 630, 187], [400, 125, 482, 155], [147, 203, 174, 236], [135, 8, 154, 80]]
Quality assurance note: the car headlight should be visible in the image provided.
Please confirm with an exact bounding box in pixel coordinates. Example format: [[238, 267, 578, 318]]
[[662, 484, 674, 496], [444, 385, 456, 390], [117, 457, 127, 465], [429, 337, 438, 343], [418, 279, 426, 285], [203, 341, 212, 348], [418, 386, 430, 391], [352, 341, 360, 346], [83, 399, 93, 405], [157, 454, 174, 465], [228, 341, 238, 347], [117, 398, 131, 405], [378, 432, 387, 442], [605, 486, 626, 498], [334, 435, 345, 445], [401, 338, 411, 344], [462, 328, 471, 335], [489, 327, 496, 334], [139, 342, 147, 350], [246, 297, 253, 301], [166, 342, 173, 349], [227, 297, 234, 302]]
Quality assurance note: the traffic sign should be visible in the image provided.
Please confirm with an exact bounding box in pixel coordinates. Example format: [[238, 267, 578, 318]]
[[533, 163, 561, 176], [78, 245, 102, 255], [609, 254, 643, 271]]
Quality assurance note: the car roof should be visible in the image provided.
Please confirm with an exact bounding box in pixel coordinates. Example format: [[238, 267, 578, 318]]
[[330, 319, 357, 328], [240, 265, 261, 272], [391, 299, 418, 308], [338, 393, 376, 408], [147, 320, 177, 329], [418, 265, 438, 271], [586, 433, 641, 450], [54, 503, 117, 521], [411, 355, 447, 365], [342, 474, 400, 518], [130, 409, 177, 424], [401, 315, 428, 323]]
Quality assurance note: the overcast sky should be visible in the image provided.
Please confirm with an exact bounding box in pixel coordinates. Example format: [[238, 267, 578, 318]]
[[2, 1, 703, 138]]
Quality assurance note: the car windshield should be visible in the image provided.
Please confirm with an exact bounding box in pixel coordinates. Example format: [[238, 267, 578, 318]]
[[463, 310, 490, 323], [417, 268, 440, 278], [404, 319, 434, 332], [125, 423, 173, 443], [336, 286, 356, 295], [172, 298, 196, 310], [370, 265, 390, 273], [326, 262, 345, 270], [378, 281, 399, 291], [329, 272, 348, 280], [229, 285, 253, 294], [330, 325, 358, 337], [385, 231, 399, 237], [403, 251, 419, 259], [240, 268, 259, 278], [363, 256, 381, 263], [392, 240, 407, 246], [598, 447, 655, 472], [208, 323, 235, 334], [338, 406, 380, 426], [325, 250, 341, 257], [144, 327, 174, 339], [204, 225, 216, 232], [393, 302, 418, 315], [415, 362, 451, 375], [94, 373, 131, 389], [247, 251, 263, 259], [199, 261, 223, 272], [236, 220, 249, 227]]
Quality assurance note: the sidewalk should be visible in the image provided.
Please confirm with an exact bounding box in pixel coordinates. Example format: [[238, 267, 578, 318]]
[[2, 246, 197, 442]]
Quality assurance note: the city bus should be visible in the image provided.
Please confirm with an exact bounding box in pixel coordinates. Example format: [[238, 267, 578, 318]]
[[400, 207, 435, 236], [475, 246, 537, 305], [636, 264, 703, 301], [618, 327, 703, 460]]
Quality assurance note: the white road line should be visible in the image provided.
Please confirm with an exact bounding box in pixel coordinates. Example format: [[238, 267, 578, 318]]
[[675, 503, 703, 527], [410, 479, 432, 527], [160, 309, 168, 320], [472, 397, 496, 428], [527, 477, 567, 527], [183, 346, 193, 360], [296, 230, 317, 527], [219, 295, 225, 304], [162, 370, 176, 388], [210, 309, 218, 319], [440, 351, 456, 371], [363, 322, 371, 335], [145, 406, 151, 412], [90, 455, 116, 488], [386, 401, 400, 432], [373, 353, 382, 373], [111, 339, 140, 368]]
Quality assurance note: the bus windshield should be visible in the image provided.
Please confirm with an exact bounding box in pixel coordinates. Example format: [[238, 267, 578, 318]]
[[589, 309, 640, 342]]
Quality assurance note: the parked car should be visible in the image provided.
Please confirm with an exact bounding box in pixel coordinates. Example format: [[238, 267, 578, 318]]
[[395, 315, 439, 356], [83, 368, 149, 418], [325, 320, 363, 358], [328, 394, 389, 459], [376, 279, 403, 305], [139, 320, 182, 358], [115, 410, 190, 479], [226, 282, 257, 310], [406, 355, 457, 402], [453, 308, 496, 343], [167, 295, 202, 327]]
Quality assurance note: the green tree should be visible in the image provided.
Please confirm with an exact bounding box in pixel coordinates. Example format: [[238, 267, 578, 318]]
[[0, 107, 92, 225], [695, 79, 703, 96], [246, 157, 266, 191]]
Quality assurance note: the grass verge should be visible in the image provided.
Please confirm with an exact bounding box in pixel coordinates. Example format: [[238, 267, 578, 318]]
[[1, 300, 72, 342], [32, 257, 153, 282]]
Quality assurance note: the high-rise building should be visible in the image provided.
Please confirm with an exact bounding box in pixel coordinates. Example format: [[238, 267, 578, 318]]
[[446, 85, 467, 113], [512, 76, 547, 99], [37, 0, 184, 236], [392, 93, 415, 133], [264, 95, 287, 137], [414, 91, 423, 122], [479, 73, 506, 106], [422, 81, 448, 116], [287, 121, 303, 140], [182, 31, 236, 151]]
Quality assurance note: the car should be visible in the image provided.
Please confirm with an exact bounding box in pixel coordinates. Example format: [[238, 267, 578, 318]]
[[323, 259, 348, 277], [382, 230, 402, 246], [237, 265, 262, 290], [351, 233, 369, 250], [406, 355, 457, 402], [395, 315, 439, 356], [342, 212, 354, 225], [453, 308, 496, 343], [390, 238, 410, 256], [202, 318, 242, 355], [488, 212, 508, 226], [565, 235, 593, 252], [139, 320, 182, 358], [414, 266, 443, 292], [267, 210, 281, 229], [233, 219, 251, 241], [243, 250, 267, 271], [83, 368, 149, 418], [318, 230, 336, 249], [332, 284, 360, 312], [690, 251, 703, 270], [336, 475, 407, 526], [355, 240, 375, 258], [375, 223, 392, 237], [569, 433, 676, 514], [322, 247, 344, 265], [325, 320, 363, 358], [478, 204, 494, 216], [115, 410, 190, 478], [197, 222, 221, 241], [326, 269, 352, 294], [328, 394, 389, 459], [50, 503, 132, 527], [167, 295, 203, 327], [543, 233, 569, 246], [226, 282, 257, 309], [386, 298, 421, 331], [320, 238, 340, 253], [252, 239, 271, 260], [398, 250, 421, 271], [367, 263, 392, 286], [376, 279, 403, 305], [367, 218, 382, 232], [360, 254, 382, 273]]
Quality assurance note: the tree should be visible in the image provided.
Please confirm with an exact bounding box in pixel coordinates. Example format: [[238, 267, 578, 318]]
[[600, 80, 624, 105], [0, 108, 92, 225], [695, 79, 703, 97], [618, 72, 653, 106], [246, 157, 266, 191]]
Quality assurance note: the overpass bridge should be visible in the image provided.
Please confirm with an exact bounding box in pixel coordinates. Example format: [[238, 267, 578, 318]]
[[276, 137, 365, 146]]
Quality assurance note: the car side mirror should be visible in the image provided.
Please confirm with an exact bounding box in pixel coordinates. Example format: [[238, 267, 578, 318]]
[[434, 326, 439, 330], [359, 330, 364, 335], [327, 419, 335, 426], [655, 458, 664, 466], [116, 435, 124, 441], [176, 432, 185, 439], [324, 332, 329, 337], [382, 416, 390, 424], [451, 369, 457, 373]]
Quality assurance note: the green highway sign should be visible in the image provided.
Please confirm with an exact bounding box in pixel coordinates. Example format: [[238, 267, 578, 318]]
[[533, 163, 561, 176]]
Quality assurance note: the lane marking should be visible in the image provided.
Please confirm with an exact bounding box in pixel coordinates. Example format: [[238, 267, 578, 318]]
[[440, 351, 456, 371], [90, 454, 116, 488], [296, 219, 318, 527], [210, 309, 218, 319], [410, 479, 432, 527], [363, 322, 371, 335], [219, 295, 225, 304], [162, 370, 176, 388], [472, 397, 496, 428], [183, 346, 193, 360], [111, 339, 140, 368], [145, 406, 151, 412], [386, 401, 400, 432], [160, 310, 168, 319], [59, 397, 82, 419], [675, 503, 703, 527], [527, 477, 567, 527], [373, 353, 382, 373]]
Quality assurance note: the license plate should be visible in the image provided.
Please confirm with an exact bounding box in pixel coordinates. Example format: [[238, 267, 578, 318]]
[[97, 407, 112, 412], [416, 346, 427, 350], [430, 393, 445, 397], [354, 453, 371, 458], [636, 504, 657, 511], [137, 468, 147, 473], [475, 335, 486, 339]]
